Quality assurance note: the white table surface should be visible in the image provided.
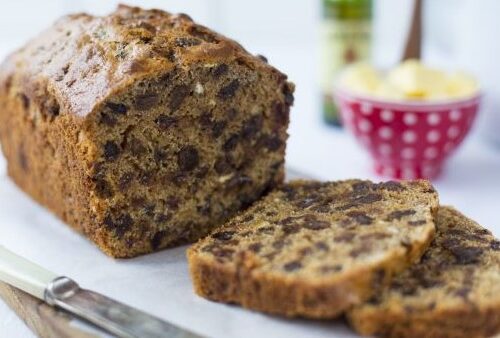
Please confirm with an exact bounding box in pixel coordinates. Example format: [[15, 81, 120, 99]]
[[1, 42, 500, 338]]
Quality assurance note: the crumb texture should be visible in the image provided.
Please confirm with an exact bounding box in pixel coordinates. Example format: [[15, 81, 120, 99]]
[[0, 5, 293, 257], [348, 206, 500, 338], [188, 179, 439, 318]]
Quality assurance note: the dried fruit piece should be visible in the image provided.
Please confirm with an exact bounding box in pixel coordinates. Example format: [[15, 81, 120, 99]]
[[169, 85, 190, 111], [103, 141, 120, 161], [177, 146, 199, 172], [218, 80, 239, 99]]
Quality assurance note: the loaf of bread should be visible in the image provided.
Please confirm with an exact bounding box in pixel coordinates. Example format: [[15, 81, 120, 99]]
[[188, 179, 439, 318], [0, 5, 293, 257], [348, 206, 500, 338]]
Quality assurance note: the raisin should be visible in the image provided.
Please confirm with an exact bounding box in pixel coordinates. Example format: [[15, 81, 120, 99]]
[[352, 181, 372, 194], [242, 214, 254, 222], [212, 120, 227, 138], [165, 197, 179, 210], [94, 179, 113, 198], [455, 287, 471, 299], [372, 269, 386, 289], [354, 193, 383, 205], [284, 261, 302, 272], [139, 170, 154, 186], [257, 226, 275, 234], [169, 85, 190, 111], [151, 231, 166, 250], [282, 224, 300, 235], [143, 204, 156, 217], [104, 141, 120, 161], [282, 83, 294, 105], [386, 209, 417, 221], [273, 102, 289, 125], [347, 211, 374, 225], [265, 210, 277, 217], [335, 232, 356, 242], [177, 146, 199, 172], [214, 156, 232, 174], [226, 174, 253, 190], [44, 101, 60, 117], [447, 229, 469, 237], [155, 213, 171, 224], [248, 243, 262, 253], [197, 200, 211, 216], [18, 146, 28, 172], [136, 21, 156, 34], [392, 280, 417, 296], [110, 214, 133, 237], [315, 241, 329, 251], [212, 231, 235, 241], [272, 239, 286, 250], [475, 229, 491, 236], [241, 115, 263, 138], [223, 134, 239, 151], [175, 37, 201, 47], [303, 215, 330, 230], [377, 181, 405, 191], [196, 166, 209, 179], [240, 230, 253, 237], [100, 112, 117, 126], [262, 135, 283, 151], [173, 13, 193, 22], [257, 54, 268, 63], [19, 93, 30, 110], [156, 115, 177, 130], [213, 248, 234, 259], [154, 148, 168, 164], [188, 26, 218, 43], [361, 232, 391, 240], [319, 264, 342, 274], [118, 172, 134, 191], [218, 80, 240, 99], [349, 242, 372, 257], [491, 240, 500, 251], [128, 138, 147, 157], [449, 246, 483, 264], [311, 204, 331, 213], [227, 108, 238, 119], [134, 93, 158, 110], [199, 112, 213, 128], [299, 247, 313, 256], [408, 220, 427, 226], [106, 102, 128, 114], [212, 64, 228, 78]]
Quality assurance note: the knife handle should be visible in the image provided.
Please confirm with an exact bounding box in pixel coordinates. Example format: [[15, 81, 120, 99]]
[[0, 245, 58, 299]]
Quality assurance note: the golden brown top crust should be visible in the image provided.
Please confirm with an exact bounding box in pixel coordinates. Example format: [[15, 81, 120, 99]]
[[0, 4, 282, 117]]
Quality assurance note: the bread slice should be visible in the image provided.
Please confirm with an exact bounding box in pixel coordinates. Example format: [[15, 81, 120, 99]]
[[187, 179, 439, 318], [347, 206, 500, 338]]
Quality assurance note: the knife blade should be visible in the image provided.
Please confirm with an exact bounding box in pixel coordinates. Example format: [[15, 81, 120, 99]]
[[0, 245, 203, 338]]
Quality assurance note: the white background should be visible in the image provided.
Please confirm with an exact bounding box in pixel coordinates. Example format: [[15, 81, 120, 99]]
[[0, 1, 500, 337]]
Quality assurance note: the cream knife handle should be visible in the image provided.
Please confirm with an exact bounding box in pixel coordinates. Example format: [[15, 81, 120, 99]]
[[0, 245, 57, 299]]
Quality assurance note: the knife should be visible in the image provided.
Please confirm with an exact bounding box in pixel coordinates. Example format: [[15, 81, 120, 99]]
[[0, 245, 203, 338]]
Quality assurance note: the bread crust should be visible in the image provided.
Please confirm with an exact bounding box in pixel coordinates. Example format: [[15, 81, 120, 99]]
[[188, 179, 439, 318], [0, 5, 292, 257]]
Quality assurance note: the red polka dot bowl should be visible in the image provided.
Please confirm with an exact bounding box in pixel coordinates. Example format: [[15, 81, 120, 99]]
[[334, 88, 481, 179]]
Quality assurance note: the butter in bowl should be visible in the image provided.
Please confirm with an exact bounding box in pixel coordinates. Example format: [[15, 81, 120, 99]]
[[334, 60, 481, 179]]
